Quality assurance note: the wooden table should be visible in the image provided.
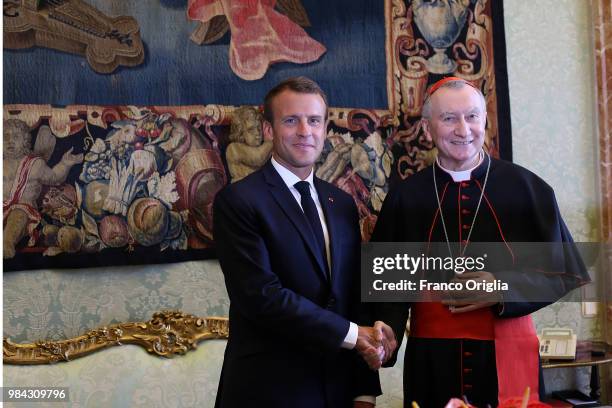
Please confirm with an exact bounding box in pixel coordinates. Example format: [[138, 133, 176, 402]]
[[542, 344, 612, 401]]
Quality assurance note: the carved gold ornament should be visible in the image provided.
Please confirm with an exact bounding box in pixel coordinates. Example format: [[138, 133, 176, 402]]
[[3, 310, 229, 365]]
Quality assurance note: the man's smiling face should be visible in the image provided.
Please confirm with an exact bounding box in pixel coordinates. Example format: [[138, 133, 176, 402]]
[[264, 89, 327, 179], [423, 85, 487, 171]]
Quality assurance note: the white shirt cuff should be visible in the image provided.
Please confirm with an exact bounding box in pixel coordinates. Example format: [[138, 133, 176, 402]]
[[354, 395, 376, 405], [344, 323, 376, 405], [341, 321, 358, 349]]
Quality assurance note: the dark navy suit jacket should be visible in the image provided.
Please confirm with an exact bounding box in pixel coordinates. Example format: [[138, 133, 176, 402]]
[[213, 160, 380, 408]]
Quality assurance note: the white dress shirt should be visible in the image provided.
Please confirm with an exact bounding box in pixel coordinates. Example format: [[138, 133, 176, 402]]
[[270, 157, 359, 349], [271, 157, 374, 405]]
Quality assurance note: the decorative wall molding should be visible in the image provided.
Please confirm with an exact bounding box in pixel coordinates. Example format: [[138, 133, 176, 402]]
[[3, 310, 229, 365], [591, 8, 612, 405], [591, 0, 612, 348], [592, 0, 611, 243]]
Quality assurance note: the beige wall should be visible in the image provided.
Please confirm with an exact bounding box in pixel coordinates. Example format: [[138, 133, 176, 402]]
[[505, 0, 598, 242], [504, 0, 605, 396], [505, 0, 601, 337]]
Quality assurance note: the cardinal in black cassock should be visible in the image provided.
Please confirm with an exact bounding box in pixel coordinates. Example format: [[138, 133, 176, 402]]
[[371, 77, 589, 408]]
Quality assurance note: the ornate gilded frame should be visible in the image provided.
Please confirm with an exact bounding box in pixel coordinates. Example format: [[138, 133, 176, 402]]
[[3, 311, 229, 365]]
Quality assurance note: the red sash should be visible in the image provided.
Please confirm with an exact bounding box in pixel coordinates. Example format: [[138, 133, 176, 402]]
[[411, 302, 494, 340], [411, 303, 540, 403], [494, 316, 540, 402]]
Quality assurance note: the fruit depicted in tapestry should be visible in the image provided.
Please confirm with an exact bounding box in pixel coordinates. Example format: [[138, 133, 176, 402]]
[[2, 108, 226, 259]]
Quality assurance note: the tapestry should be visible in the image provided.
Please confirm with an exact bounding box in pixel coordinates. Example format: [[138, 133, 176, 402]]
[[3, 0, 388, 108], [3, 0, 510, 271]]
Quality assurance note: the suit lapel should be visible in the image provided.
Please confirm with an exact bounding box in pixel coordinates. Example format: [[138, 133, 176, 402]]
[[315, 178, 340, 285], [263, 162, 329, 281]]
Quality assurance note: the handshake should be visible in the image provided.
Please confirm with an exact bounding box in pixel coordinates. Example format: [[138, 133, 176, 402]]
[[356, 321, 397, 370]]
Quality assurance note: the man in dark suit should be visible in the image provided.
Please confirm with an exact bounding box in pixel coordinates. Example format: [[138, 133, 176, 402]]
[[213, 77, 395, 408]]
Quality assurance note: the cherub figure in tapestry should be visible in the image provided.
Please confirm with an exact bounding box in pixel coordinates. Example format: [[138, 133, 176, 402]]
[[226, 106, 272, 182], [316, 131, 393, 241], [187, 0, 326, 80], [3, 119, 83, 259]]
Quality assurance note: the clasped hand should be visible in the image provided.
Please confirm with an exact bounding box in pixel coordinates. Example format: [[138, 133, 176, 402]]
[[442, 271, 502, 313], [356, 321, 397, 370]]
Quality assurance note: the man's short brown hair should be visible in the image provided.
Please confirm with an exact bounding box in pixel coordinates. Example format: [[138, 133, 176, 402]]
[[263, 76, 328, 123]]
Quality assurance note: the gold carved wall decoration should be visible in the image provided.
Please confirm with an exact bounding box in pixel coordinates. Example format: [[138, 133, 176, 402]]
[[3, 310, 229, 365]]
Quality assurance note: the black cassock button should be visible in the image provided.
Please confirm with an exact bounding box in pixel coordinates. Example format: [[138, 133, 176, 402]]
[[327, 297, 336, 308]]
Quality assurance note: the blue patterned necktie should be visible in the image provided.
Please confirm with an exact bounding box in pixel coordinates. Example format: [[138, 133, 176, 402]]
[[294, 181, 328, 276]]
